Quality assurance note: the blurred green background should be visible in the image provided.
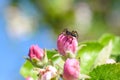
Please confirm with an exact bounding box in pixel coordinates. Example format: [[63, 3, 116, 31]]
[[6, 0, 120, 41], [0, 0, 120, 80]]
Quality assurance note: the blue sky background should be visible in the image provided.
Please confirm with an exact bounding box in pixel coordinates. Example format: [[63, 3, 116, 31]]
[[0, 0, 56, 80]]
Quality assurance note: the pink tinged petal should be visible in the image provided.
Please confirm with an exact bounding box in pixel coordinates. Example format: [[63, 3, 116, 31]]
[[72, 37, 78, 53], [57, 34, 68, 55], [26, 77, 33, 80], [41, 72, 52, 80], [106, 59, 116, 64], [40, 66, 57, 80], [63, 58, 80, 80]]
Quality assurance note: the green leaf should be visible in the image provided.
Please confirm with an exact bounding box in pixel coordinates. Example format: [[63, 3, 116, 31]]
[[89, 63, 120, 80], [99, 34, 115, 45], [20, 60, 38, 79], [46, 50, 58, 59], [46, 50, 62, 64], [93, 41, 113, 66], [99, 34, 120, 62], [99, 34, 120, 55], [77, 42, 103, 74], [47, 50, 64, 72], [46, 50, 64, 73]]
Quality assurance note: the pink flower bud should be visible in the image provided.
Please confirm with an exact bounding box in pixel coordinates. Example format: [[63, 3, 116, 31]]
[[57, 33, 78, 56], [26, 77, 33, 80], [28, 45, 44, 61], [63, 58, 80, 80]]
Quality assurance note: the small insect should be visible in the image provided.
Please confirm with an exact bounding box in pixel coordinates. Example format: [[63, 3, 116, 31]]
[[62, 28, 78, 39]]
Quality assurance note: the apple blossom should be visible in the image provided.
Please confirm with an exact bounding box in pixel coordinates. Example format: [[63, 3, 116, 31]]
[[57, 32, 78, 56], [28, 45, 44, 61], [63, 58, 80, 80]]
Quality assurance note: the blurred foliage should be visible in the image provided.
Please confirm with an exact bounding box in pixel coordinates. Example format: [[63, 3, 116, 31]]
[[8, 0, 120, 40]]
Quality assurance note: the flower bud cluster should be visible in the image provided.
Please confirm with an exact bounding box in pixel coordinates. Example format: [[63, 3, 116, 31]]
[[57, 29, 80, 80], [21, 29, 117, 80], [26, 29, 80, 80]]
